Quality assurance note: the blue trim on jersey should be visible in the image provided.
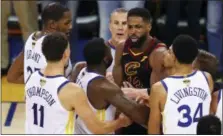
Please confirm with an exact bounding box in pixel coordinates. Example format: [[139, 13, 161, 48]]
[[168, 70, 197, 79], [107, 41, 116, 50], [38, 71, 64, 78], [218, 89, 222, 104], [87, 76, 104, 91], [57, 80, 70, 94], [161, 80, 168, 92], [86, 68, 104, 76], [25, 74, 32, 84], [201, 71, 209, 85], [5, 102, 17, 126]]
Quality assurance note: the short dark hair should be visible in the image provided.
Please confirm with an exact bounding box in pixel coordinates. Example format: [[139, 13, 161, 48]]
[[42, 32, 68, 62], [172, 35, 198, 64], [110, 8, 128, 22], [41, 2, 69, 24], [83, 38, 107, 65], [197, 115, 221, 135], [127, 8, 152, 23], [195, 49, 218, 79]]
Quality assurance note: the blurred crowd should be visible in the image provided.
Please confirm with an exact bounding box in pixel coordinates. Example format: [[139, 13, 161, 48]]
[[1, 0, 222, 78]]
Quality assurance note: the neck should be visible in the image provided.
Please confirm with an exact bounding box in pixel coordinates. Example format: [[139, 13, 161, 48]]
[[42, 26, 55, 34], [42, 62, 64, 76], [166, 67, 176, 76], [109, 39, 118, 48], [173, 63, 194, 76], [87, 64, 106, 76]]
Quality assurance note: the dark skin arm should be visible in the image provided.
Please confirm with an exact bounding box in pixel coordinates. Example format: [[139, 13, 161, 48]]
[[7, 50, 24, 84], [70, 61, 87, 82], [89, 77, 149, 125], [149, 46, 167, 86], [112, 40, 125, 87]]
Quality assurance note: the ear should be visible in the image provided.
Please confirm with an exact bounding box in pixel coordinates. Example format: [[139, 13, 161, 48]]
[[48, 20, 57, 30], [109, 21, 112, 33], [147, 23, 152, 32]]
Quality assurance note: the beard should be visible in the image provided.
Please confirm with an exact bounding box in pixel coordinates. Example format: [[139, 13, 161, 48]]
[[131, 33, 147, 49]]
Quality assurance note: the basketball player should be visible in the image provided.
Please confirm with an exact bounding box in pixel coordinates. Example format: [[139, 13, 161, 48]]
[[112, 7, 167, 134], [25, 32, 131, 134], [70, 8, 128, 82], [7, 3, 72, 84], [166, 49, 222, 122], [75, 38, 149, 134], [148, 35, 213, 134]]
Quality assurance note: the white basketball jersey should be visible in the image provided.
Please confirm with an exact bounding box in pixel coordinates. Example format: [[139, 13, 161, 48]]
[[75, 68, 116, 134], [216, 89, 222, 122], [25, 71, 75, 134], [24, 32, 72, 83], [107, 41, 116, 72], [161, 71, 211, 134]]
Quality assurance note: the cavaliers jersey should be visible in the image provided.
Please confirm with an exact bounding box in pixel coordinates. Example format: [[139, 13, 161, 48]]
[[75, 68, 116, 134], [106, 40, 116, 72], [24, 32, 72, 83], [216, 89, 222, 122], [121, 37, 165, 89], [25, 71, 75, 134], [161, 71, 211, 134]]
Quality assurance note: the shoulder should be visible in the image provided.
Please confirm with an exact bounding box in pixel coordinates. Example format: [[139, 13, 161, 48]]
[[61, 82, 83, 96], [151, 81, 167, 95], [89, 76, 121, 95]]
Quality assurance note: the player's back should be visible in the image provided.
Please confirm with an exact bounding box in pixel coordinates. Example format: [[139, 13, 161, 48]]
[[24, 32, 47, 83], [216, 89, 222, 122], [25, 71, 74, 134], [161, 70, 211, 134], [75, 68, 116, 134], [24, 32, 72, 83]]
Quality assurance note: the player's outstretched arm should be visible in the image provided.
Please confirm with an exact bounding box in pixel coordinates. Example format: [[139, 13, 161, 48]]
[[7, 50, 24, 84], [91, 78, 150, 125], [70, 61, 86, 82], [149, 46, 167, 86], [204, 71, 215, 114], [59, 83, 130, 134], [112, 40, 125, 87], [148, 82, 166, 134], [210, 91, 219, 115]]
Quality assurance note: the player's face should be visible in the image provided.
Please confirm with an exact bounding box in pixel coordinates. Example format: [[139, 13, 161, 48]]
[[56, 11, 72, 37], [109, 12, 128, 42], [164, 46, 175, 68], [127, 16, 151, 43], [104, 46, 113, 69]]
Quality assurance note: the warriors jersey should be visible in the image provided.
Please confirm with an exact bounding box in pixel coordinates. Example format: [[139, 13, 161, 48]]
[[75, 68, 116, 134], [25, 71, 74, 134], [24, 32, 72, 83], [161, 71, 211, 134], [121, 37, 165, 89], [216, 89, 222, 122]]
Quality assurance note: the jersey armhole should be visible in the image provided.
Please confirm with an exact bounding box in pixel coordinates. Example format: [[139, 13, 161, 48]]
[[57, 80, 70, 94], [161, 80, 168, 93], [218, 89, 222, 104], [25, 75, 32, 84], [201, 71, 209, 86]]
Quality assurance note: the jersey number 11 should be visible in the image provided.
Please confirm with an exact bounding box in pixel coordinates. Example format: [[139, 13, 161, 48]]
[[32, 103, 44, 127]]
